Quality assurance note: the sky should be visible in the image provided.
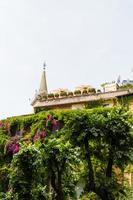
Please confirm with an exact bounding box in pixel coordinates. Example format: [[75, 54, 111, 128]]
[[0, 0, 133, 119]]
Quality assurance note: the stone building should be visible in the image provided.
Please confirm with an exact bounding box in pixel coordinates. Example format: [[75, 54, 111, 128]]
[[31, 68, 133, 112], [31, 67, 133, 187], [102, 82, 119, 92]]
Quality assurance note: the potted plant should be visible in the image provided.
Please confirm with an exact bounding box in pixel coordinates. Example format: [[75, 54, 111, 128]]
[[48, 93, 54, 99], [60, 91, 67, 97], [88, 88, 96, 94], [97, 89, 101, 93], [74, 90, 81, 96], [68, 92, 73, 97], [82, 89, 88, 95], [54, 93, 59, 98]]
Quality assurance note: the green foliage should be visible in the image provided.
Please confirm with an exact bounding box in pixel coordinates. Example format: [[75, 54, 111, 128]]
[[40, 133, 80, 199], [68, 92, 73, 96], [119, 84, 133, 90], [55, 93, 59, 98], [0, 107, 133, 200], [0, 166, 10, 193], [60, 91, 67, 97], [9, 144, 43, 199], [66, 107, 133, 199], [74, 90, 81, 95], [85, 99, 105, 109], [48, 93, 54, 98], [82, 89, 88, 95], [8, 119, 20, 136], [118, 95, 133, 108], [0, 130, 10, 192], [88, 88, 96, 93]]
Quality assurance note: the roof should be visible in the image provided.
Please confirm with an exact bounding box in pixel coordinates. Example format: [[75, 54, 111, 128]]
[[32, 89, 133, 108]]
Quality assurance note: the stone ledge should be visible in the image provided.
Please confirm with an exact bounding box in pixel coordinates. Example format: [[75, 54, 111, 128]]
[[33, 89, 132, 108]]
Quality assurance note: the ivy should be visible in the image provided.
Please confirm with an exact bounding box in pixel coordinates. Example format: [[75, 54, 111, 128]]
[[0, 107, 133, 199]]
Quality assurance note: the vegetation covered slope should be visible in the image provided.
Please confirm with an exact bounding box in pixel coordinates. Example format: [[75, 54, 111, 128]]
[[0, 107, 133, 200]]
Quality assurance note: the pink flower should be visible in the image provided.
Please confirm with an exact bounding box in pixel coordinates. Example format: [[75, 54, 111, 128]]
[[40, 131, 47, 139], [6, 142, 20, 155], [47, 115, 54, 120], [52, 119, 60, 131], [33, 130, 47, 141], [13, 143, 20, 154], [46, 115, 60, 132]]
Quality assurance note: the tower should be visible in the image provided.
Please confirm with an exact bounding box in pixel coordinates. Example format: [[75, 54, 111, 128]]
[[39, 62, 48, 96], [31, 62, 48, 109]]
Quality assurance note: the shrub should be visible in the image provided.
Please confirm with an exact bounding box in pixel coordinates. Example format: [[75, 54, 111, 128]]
[[48, 93, 54, 98], [68, 92, 73, 96], [8, 119, 20, 136], [82, 89, 88, 95], [60, 91, 67, 97], [54, 93, 59, 98], [97, 89, 101, 93], [88, 88, 96, 93], [0, 107, 133, 200], [74, 90, 81, 95], [9, 145, 43, 199], [119, 83, 133, 90]]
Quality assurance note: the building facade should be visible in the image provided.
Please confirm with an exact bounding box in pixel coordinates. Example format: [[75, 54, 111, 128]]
[[31, 68, 133, 187], [32, 68, 133, 112]]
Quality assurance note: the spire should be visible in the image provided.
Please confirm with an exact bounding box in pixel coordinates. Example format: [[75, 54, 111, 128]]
[[39, 62, 48, 95]]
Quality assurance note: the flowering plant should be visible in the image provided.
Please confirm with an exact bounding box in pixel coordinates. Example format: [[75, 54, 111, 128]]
[[46, 115, 60, 132], [33, 129, 47, 141], [5, 140, 20, 155]]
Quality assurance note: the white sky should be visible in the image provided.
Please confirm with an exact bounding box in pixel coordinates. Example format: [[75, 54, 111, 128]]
[[0, 0, 133, 119]]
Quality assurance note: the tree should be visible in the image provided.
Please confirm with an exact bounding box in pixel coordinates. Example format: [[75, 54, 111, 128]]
[[0, 108, 133, 199], [0, 128, 10, 193], [9, 145, 46, 200], [68, 107, 133, 200], [40, 131, 80, 200]]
